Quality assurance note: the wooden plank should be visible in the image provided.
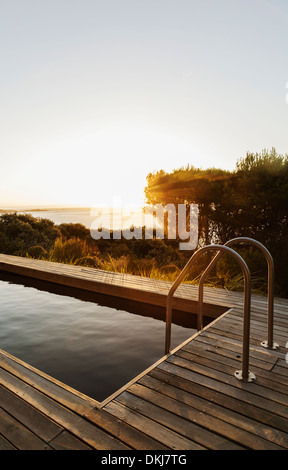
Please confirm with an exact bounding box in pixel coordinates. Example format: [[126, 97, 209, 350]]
[[182, 343, 288, 387], [0, 408, 52, 450], [85, 407, 169, 450], [0, 367, 129, 450], [148, 367, 288, 434], [104, 400, 206, 450], [174, 349, 288, 394], [0, 434, 17, 450], [209, 321, 286, 350], [193, 334, 278, 367], [114, 390, 244, 450], [127, 381, 286, 450], [139, 373, 288, 449], [198, 330, 285, 367], [0, 255, 228, 316], [194, 331, 279, 365], [0, 252, 287, 309], [0, 349, 99, 415], [220, 310, 288, 333], [182, 339, 276, 372], [0, 384, 62, 443], [272, 360, 288, 377], [166, 354, 288, 407], [230, 306, 288, 327], [158, 362, 288, 419], [49, 431, 92, 450]]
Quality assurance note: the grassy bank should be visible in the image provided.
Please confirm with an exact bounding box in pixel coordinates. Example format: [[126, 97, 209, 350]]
[[0, 213, 269, 295], [0, 213, 267, 293]]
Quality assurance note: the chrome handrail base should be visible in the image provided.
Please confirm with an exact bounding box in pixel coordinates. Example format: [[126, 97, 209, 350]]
[[234, 370, 256, 382], [261, 340, 279, 350]]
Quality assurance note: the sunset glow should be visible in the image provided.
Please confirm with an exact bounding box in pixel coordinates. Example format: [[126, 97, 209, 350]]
[[1, 0, 288, 209]]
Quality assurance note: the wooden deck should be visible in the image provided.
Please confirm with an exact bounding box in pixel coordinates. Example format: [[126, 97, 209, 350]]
[[0, 254, 287, 450]]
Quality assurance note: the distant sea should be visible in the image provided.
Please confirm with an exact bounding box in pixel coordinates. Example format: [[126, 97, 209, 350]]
[[0, 207, 150, 231], [20, 208, 95, 229]]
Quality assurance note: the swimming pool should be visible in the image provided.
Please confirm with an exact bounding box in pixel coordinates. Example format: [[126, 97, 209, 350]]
[[0, 271, 202, 402]]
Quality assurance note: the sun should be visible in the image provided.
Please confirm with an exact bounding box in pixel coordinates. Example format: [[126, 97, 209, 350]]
[[24, 124, 195, 208]]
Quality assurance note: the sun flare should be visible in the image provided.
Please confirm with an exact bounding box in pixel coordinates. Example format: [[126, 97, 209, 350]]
[[22, 125, 195, 209]]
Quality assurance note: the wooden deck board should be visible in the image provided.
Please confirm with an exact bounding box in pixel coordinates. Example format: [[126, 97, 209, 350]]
[[0, 254, 287, 450]]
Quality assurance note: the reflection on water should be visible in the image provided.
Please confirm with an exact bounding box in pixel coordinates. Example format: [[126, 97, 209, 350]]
[[0, 271, 206, 401]]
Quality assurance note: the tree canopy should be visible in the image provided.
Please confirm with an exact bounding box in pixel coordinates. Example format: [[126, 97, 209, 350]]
[[144, 148, 288, 296]]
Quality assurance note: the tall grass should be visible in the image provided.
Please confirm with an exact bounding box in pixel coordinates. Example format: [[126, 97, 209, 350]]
[[25, 236, 268, 294], [47, 237, 90, 264]]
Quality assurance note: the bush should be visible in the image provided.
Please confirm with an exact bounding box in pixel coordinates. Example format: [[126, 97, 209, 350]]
[[76, 255, 102, 268], [48, 237, 89, 264], [26, 245, 47, 259], [58, 223, 91, 240], [0, 213, 59, 255]]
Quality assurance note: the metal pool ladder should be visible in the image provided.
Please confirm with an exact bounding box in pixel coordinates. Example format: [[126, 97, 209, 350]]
[[198, 237, 279, 351], [166, 243, 256, 383]]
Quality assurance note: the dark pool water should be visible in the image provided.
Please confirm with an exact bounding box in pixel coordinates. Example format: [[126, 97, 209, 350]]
[[0, 272, 198, 402]]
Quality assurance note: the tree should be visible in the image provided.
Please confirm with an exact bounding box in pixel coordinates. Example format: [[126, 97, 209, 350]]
[[0, 213, 59, 255], [144, 148, 288, 296]]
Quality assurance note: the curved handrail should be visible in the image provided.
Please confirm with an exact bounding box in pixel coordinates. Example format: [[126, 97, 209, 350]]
[[165, 244, 255, 382], [198, 237, 278, 350]]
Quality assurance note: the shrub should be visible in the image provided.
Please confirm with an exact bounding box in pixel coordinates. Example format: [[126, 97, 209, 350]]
[[76, 255, 102, 268], [48, 237, 89, 264], [0, 213, 59, 255], [26, 245, 47, 259]]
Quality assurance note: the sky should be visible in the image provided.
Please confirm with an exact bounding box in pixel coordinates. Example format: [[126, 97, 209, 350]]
[[1, 0, 288, 209]]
